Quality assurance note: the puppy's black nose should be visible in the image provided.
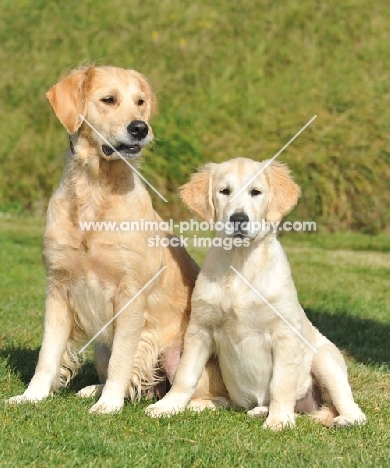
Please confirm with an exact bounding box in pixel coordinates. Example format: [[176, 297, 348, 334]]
[[229, 212, 249, 230], [127, 120, 149, 140]]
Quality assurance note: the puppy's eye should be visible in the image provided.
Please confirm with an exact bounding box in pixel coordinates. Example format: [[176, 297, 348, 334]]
[[137, 99, 145, 106], [220, 188, 231, 195], [250, 189, 262, 196], [100, 96, 115, 105]]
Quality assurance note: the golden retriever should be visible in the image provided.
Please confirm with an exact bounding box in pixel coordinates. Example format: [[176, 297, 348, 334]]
[[7, 66, 226, 413], [146, 157, 367, 429]]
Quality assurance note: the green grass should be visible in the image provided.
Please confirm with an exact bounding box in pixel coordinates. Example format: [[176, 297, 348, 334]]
[[0, 218, 389, 467], [1, 0, 390, 231]]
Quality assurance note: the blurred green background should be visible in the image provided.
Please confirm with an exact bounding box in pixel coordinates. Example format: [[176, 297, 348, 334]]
[[1, 0, 390, 232]]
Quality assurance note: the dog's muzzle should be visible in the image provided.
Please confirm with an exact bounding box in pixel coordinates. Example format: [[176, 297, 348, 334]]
[[102, 144, 141, 157], [101, 120, 150, 158], [228, 212, 250, 237]]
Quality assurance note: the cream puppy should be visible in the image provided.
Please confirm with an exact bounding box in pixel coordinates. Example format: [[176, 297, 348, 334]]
[[146, 157, 367, 430]]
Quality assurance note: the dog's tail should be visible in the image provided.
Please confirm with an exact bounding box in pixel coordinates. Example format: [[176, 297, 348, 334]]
[[127, 329, 162, 402], [311, 405, 339, 427], [51, 342, 81, 391]]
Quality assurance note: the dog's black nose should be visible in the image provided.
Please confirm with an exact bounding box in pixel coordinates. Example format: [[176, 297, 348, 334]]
[[229, 212, 249, 230], [127, 120, 149, 140]]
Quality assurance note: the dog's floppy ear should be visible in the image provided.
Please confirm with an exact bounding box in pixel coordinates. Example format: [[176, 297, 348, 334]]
[[131, 70, 157, 121], [265, 161, 301, 222], [180, 164, 215, 221], [46, 68, 89, 134]]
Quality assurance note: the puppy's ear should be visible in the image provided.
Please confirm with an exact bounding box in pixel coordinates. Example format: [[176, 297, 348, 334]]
[[46, 68, 88, 134], [265, 161, 301, 222], [180, 164, 215, 221], [132, 70, 157, 121]]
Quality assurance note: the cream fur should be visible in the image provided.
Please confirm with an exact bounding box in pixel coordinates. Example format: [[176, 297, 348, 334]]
[[146, 157, 367, 430], [7, 66, 226, 414]]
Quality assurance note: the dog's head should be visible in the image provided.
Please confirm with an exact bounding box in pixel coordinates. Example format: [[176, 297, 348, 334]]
[[46, 66, 156, 160], [180, 157, 300, 240]]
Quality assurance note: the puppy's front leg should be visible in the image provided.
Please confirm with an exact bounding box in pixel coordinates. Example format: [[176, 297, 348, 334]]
[[264, 331, 302, 431], [145, 324, 214, 417], [8, 288, 72, 404], [89, 293, 145, 414]]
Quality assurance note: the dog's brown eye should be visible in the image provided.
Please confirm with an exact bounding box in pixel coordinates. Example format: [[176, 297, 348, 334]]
[[100, 96, 115, 105], [251, 189, 261, 196], [137, 99, 145, 106], [220, 188, 231, 195]]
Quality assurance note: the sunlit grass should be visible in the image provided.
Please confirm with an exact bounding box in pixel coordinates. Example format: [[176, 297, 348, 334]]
[[0, 218, 389, 466]]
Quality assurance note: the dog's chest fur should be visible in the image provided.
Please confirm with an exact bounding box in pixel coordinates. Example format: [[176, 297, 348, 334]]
[[192, 242, 298, 409], [42, 159, 164, 338], [192, 270, 276, 408]]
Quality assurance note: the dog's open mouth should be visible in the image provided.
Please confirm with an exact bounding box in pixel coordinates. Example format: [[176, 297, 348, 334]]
[[102, 144, 141, 158]]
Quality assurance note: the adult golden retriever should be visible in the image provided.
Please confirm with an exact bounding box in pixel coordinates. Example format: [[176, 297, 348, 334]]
[[7, 66, 226, 413], [146, 157, 367, 429]]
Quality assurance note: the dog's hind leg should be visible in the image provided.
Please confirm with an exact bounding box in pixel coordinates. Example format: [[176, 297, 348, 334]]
[[311, 342, 366, 427], [94, 343, 111, 382], [187, 397, 233, 411], [76, 343, 110, 399]]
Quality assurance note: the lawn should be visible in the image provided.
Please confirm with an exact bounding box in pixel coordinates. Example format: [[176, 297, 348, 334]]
[[0, 217, 389, 467]]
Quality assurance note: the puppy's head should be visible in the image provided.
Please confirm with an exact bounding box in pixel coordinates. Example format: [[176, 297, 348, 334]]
[[180, 157, 300, 240], [46, 66, 156, 160]]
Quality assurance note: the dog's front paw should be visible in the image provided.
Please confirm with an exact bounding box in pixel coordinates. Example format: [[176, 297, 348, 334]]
[[263, 414, 296, 431], [77, 384, 104, 398], [89, 396, 123, 414], [331, 409, 367, 428], [247, 406, 269, 418], [145, 400, 185, 418], [6, 390, 49, 405]]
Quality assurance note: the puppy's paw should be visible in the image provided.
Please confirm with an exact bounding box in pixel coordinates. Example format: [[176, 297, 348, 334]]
[[331, 410, 367, 428], [247, 406, 269, 418], [89, 396, 123, 414], [263, 414, 296, 431], [76, 384, 104, 398], [145, 401, 185, 418]]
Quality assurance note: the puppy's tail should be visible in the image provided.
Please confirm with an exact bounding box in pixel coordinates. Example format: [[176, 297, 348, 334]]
[[311, 405, 338, 427]]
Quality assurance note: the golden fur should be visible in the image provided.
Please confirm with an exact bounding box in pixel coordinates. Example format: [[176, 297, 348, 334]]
[[7, 66, 226, 413], [146, 157, 367, 429]]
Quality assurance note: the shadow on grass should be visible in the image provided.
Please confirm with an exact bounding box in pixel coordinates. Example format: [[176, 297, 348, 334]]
[[0, 347, 99, 391], [306, 309, 390, 366], [1, 310, 388, 391]]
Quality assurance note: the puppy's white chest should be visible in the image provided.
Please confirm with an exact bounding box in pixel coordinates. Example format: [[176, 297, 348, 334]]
[[216, 325, 273, 409]]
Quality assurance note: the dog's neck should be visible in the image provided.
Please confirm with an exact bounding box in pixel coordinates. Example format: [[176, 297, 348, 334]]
[[63, 133, 150, 223], [207, 230, 278, 274], [66, 133, 142, 191]]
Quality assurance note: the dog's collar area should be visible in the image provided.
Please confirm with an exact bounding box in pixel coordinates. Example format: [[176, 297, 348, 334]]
[[68, 135, 77, 155]]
